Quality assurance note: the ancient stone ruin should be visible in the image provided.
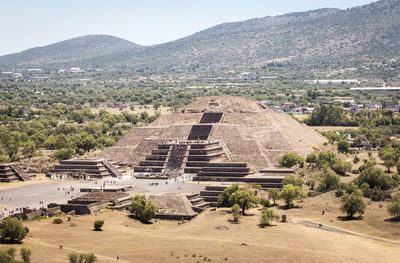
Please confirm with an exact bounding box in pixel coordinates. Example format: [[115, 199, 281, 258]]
[[0, 163, 31, 182], [55, 188, 131, 215], [51, 158, 123, 179], [98, 96, 326, 187]]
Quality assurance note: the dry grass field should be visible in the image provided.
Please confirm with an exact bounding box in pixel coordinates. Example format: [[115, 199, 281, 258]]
[[1, 205, 399, 263]]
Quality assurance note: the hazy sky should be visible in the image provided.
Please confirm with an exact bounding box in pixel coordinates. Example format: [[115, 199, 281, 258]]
[[0, 0, 376, 55]]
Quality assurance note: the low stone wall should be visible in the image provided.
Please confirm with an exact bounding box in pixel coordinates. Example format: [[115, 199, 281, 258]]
[[59, 201, 108, 215]]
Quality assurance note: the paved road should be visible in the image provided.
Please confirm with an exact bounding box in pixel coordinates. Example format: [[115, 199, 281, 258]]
[[0, 175, 205, 217]]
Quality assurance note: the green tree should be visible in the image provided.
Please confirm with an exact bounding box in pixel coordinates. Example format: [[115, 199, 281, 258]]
[[0, 218, 27, 243], [340, 190, 366, 218], [260, 208, 280, 227], [54, 148, 74, 160], [279, 152, 304, 168], [231, 204, 241, 223], [129, 195, 157, 223], [268, 189, 280, 205], [217, 184, 240, 207], [337, 140, 350, 153], [379, 147, 398, 172], [316, 151, 337, 168], [229, 188, 258, 215], [279, 184, 303, 208], [93, 220, 104, 231], [317, 172, 340, 192], [356, 166, 393, 191], [387, 200, 400, 221], [282, 174, 302, 187], [22, 140, 36, 158]]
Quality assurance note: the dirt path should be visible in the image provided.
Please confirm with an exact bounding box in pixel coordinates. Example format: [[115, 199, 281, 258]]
[[292, 217, 400, 246], [26, 237, 128, 263]]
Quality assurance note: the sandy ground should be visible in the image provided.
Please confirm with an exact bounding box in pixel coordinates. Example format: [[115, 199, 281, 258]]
[[1, 207, 399, 263]]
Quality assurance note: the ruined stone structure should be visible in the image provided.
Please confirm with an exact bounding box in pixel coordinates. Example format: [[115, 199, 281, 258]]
[[98, 96, 327, 186], [51, 158, 123, 179], [0, 163, 31, 182], [149, 194, 198, 220], [56, 190, 131, 215]]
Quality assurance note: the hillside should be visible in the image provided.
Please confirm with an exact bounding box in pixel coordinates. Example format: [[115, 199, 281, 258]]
[[0, 35, 141, 67], [0, 0, 399, 73]]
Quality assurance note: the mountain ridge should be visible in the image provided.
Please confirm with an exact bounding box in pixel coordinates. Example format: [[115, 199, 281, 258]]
[[0, 0, 399, 74]]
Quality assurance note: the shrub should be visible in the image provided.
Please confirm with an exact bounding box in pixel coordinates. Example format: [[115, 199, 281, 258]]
[[231, 204, 241, 223], [6, 247, 16, 257], [260, 199, 270, 208], [335, 189, 344, 197], [306, 179, 316, 190], [340, 190, 366, 218], [94, 220, 104, 231], [68, 253, 97, 263], [52, 218, 63, 224], [316, 151, 337, 168], [281, 214, 287, 222], [353, 156, 360, 164], [306, 152, 319, 164], [0, 218, 27, 243], [260, 208, 280, 227], [20, 248, 32, 263], [387, 200, 400, 221], [0, 250, 14, 262], [279, 152, 304, 168], [331, 159, 352, 176]]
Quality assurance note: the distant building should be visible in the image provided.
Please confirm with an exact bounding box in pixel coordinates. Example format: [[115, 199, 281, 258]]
[[304, 79, 359, 85], [350, 87, 400, 92], [365, 102, 382, 110]]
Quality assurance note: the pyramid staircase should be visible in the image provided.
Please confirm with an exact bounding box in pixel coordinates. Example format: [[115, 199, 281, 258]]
[[199, 112, 224, 123], [102, 159, 123, 177], [166, 144, 188, 170], [0, 163, 31, 182], [187, 125, 213, 140], [133, 144, 170, 173], [133, 141, 227, 174]]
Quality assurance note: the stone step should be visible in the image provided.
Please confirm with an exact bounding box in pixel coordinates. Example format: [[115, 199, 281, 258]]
[[200, 190, 222, 197], [190, 197, 205, 205], [197, 171, 249, 177]]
